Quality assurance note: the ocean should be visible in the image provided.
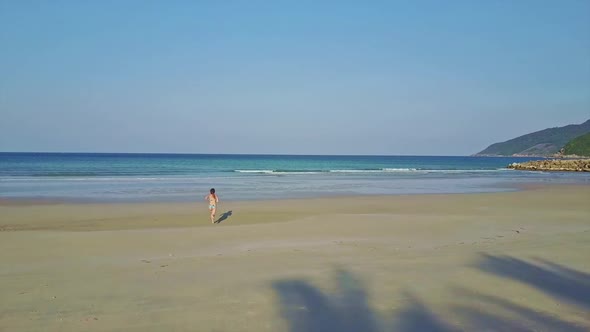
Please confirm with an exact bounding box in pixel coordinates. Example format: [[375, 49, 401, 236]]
[[0, 153, 587, 202]]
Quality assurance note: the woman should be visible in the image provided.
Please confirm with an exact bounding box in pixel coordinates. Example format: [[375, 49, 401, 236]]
[[205, 188, 219, 224]]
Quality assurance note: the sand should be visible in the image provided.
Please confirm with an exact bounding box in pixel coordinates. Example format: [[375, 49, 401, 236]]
[[1, 185, 589, 331]]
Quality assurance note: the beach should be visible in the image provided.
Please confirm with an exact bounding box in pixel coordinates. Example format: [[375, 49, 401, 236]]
[[1, 185, 589, 331], [3, 0, 590, 330]]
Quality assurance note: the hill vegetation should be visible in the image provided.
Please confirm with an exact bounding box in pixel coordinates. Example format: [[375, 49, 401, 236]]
[[562, 132, 590, 157], [475, 119, 590, 156]]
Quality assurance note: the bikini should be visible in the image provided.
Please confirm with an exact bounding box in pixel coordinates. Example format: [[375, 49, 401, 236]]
[[209, 194, 217, 209]]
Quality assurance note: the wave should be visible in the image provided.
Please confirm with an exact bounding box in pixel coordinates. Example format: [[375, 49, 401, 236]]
[[419, 168, 509, 173], [233, 168, 507, 175], [371, 168, 418, 172], [0, 168, 511, 180], [30, 172, 103, 177], [233, 170, 276, 174], [328, 168, 415, 173], [234, 169, 323, 174]]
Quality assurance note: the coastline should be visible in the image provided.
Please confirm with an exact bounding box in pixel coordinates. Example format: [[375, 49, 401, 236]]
[[2, 175, 588, 206], [5, 153, 575, 203], [1, 183, 586, 232], [1, 183, 589, 232], [1, 184, 589, 331]]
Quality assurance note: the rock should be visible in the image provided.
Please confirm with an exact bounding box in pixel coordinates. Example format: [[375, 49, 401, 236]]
[[507, 159, 590, 172]]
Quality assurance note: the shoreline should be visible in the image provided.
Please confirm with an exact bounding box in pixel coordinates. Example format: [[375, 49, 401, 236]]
[[0, 182, 551, 207], [1, 181, 584, 207], [1, 183, 588, 232], [4, 154, 576, 204], [1, 182, 588, 206]]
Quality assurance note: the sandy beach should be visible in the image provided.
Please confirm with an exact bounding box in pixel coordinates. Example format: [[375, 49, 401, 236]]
[[1, 185, 589, 331]]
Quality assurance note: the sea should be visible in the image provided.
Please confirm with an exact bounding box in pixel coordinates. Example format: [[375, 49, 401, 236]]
[[0, 153, 588, 202]]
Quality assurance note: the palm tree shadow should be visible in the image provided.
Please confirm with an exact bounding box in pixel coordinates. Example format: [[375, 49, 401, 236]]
[[272, 269, 380, 332], [473, 253, 590, 310], [272, 257, 590, 331], [215, 210, 233, 224], [390, 292, 456, 332], [451, 287, 587, 332], [272, 269, 453, 332]]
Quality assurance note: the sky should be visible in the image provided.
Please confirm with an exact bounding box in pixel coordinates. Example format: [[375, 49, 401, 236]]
[[1, 1, 589, 155]]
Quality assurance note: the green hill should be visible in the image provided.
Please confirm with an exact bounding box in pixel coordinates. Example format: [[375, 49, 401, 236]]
[[475, 119, 590, 156], [562, 132, 590, 156]]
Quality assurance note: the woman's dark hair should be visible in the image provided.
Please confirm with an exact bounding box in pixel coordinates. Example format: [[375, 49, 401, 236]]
[[210, 188, 216, 194]]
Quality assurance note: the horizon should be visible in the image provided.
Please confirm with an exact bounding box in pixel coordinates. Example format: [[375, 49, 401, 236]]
[[0, 151, 552, 158], [3, 117, 588, 156], [1, 1, 589, 155]]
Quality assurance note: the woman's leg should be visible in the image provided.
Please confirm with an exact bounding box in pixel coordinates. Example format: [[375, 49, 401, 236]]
[[210, 207, 216, 223]]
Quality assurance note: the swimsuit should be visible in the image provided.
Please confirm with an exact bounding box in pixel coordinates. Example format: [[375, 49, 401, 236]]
[[209, 204, 216, 209]]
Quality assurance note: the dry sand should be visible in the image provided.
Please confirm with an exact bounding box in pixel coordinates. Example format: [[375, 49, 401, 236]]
[[1, 185, 589, 331]]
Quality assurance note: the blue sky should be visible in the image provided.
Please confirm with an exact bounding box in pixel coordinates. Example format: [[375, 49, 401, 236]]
[[1, 1, 589, 155]]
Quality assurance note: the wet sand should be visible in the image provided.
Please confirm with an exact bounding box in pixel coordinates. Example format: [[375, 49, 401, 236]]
[[1, 185, 589, 331]]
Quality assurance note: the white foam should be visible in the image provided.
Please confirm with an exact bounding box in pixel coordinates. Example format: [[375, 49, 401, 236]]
[[234, 170, 275, 174], [329, 169, 382, 173], [231, 168, 507, 175], [419, 169, 508, 173], [281, 171, 323, 174], [328, 169, 416, 173], [235, 170, 323, 175], [381, 168, 418, 172]]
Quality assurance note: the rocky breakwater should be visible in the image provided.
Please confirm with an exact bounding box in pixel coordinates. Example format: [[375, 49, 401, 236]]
[[508, 159, 590, 172]]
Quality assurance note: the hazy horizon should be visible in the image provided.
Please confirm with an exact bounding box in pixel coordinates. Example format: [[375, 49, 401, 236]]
[[1, 1, 589, 155], [1, 116, 588, 156]]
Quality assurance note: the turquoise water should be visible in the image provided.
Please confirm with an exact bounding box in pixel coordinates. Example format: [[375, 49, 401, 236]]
[[0, 153, 587, 202]]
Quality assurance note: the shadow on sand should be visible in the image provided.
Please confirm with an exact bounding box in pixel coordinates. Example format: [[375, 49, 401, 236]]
[[215, 210, 233, 224], [272, 255, 590, 332], [273, 270, 454, 332], [272, 269, 382, 332], [473, 253, 590, 310]]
